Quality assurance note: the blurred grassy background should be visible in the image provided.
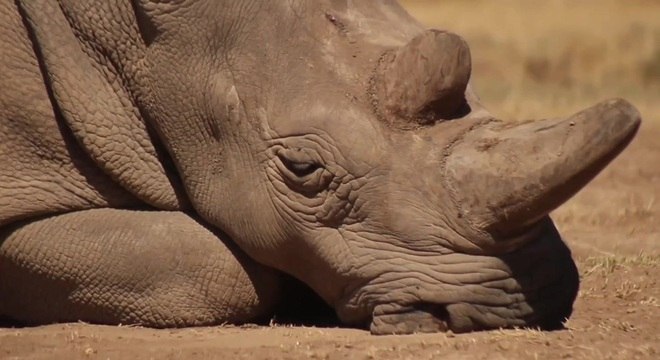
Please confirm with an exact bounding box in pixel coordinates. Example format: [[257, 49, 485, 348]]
[[400, 0, 659, 122]]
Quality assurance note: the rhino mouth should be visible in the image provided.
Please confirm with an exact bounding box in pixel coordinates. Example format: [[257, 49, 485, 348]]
[[368, 218, 579, 335]]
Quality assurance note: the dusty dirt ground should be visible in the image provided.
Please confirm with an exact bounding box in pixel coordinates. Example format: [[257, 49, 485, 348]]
[[1, 1, 658, 359]]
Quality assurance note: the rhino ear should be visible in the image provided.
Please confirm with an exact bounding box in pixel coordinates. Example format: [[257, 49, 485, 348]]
[[18, 0, 188, 210]]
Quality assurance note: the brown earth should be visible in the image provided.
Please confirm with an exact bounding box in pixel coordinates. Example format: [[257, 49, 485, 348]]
[[1, 1, 658, 359]]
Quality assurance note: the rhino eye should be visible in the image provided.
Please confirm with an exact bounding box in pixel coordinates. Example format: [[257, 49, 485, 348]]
[[275, 150, 332, 194], [281, 157, 322, 178]]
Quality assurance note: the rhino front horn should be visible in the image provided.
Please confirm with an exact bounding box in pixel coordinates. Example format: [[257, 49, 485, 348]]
[[377, 30, 471, 125], [445, 99, 641, 242]]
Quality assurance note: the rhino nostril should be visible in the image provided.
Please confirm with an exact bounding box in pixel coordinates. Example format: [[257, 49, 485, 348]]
[[370, 302, 450, 335], [411, 302, 450, 324]]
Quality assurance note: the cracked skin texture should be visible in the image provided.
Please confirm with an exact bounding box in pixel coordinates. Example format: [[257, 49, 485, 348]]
[[0, 1, 641, 334]]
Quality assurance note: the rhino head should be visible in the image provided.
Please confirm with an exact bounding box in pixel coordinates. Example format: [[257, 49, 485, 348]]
[[135, 1, 641, 333], [29, 1, 639, 333]]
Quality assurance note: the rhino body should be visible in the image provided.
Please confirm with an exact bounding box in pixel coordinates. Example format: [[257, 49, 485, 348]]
[[0, 1, 640, 334]]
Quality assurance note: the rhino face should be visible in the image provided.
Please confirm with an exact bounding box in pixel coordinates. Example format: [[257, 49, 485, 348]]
[[132, 1, 640, 333]]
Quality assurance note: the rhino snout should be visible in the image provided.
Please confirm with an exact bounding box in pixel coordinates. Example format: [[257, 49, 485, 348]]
[[365, 218, 579, 335]]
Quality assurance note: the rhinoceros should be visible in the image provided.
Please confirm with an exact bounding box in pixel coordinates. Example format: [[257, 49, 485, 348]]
[[0, 0, 640, 334]]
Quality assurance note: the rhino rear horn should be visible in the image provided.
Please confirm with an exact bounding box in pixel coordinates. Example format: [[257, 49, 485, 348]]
[[377, 30, 471, 125], [445, 99, 641, 239]]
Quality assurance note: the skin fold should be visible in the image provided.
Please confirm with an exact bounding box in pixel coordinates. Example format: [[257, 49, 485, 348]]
[[0, 0, 640, 334]]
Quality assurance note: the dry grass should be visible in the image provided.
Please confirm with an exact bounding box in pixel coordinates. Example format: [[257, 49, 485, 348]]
[[401, 0, 660, 121], [581, 252, 659, 277]]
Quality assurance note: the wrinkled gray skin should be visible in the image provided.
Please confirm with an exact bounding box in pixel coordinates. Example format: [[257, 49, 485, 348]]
[[0, 1, 641, 334]]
